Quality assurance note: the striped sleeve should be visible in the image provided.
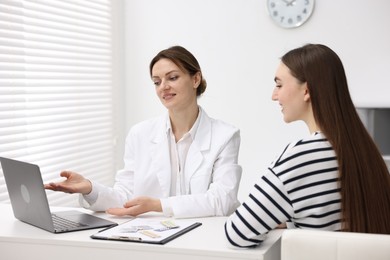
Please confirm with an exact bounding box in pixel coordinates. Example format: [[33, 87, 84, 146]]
[[224, 169, 292, 248]]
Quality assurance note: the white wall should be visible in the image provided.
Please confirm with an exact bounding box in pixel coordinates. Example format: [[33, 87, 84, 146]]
[[122, 0, 390, 201]]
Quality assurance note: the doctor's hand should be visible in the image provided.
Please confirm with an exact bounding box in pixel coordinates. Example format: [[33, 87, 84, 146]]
[[106, 196, 162, 217], [44, 171, 92, 195]]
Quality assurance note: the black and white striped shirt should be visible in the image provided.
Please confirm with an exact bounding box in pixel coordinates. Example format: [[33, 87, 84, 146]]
[[225, 132, 342, 248]]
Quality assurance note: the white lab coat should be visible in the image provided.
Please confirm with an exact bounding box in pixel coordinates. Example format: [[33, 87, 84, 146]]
[[80, 107, 242, 218]]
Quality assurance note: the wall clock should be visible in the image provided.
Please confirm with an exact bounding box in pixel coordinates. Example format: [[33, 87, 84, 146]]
[[267, 0, 315, 29]]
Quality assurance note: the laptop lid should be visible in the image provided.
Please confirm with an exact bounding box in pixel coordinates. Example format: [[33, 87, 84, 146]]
[[0, 157, 117, 233]]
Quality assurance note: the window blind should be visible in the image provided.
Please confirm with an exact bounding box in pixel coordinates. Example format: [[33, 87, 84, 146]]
[[0, 0, 118, 206]]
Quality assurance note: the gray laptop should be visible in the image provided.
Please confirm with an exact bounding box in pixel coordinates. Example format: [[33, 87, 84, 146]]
[[0, 157, 117, 233]]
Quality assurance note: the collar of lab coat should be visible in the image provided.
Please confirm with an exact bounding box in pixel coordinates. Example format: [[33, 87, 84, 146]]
[[150, 106, 211, 150]]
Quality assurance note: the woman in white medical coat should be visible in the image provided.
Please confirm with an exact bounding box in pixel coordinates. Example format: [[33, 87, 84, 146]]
[[45, 46, 242, 218]]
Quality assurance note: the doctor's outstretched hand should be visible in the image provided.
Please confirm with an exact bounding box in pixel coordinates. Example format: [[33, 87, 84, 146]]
[[44, 171, 92, 195], [106, 196, 163, 217]]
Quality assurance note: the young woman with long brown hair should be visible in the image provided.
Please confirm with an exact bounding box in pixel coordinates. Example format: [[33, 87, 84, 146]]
[[225, 43, 390, 248]]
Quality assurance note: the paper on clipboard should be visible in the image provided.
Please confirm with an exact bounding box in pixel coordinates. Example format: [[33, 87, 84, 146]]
[[91, 217, 202, 244]]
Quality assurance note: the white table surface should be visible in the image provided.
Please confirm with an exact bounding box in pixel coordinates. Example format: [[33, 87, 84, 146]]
[[0, 203, 284, 260]]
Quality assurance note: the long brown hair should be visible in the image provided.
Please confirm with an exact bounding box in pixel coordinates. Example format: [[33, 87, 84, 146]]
[[149, 45, 207, 97], [282, 44, 390, 234]]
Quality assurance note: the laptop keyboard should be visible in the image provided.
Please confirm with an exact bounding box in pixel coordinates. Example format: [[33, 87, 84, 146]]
[[52, 214, 87, 231]]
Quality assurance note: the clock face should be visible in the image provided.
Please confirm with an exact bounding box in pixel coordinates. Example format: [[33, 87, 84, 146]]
[[267, 0, 315, 29]]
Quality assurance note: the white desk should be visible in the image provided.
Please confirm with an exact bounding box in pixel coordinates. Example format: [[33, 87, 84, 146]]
[[0, 203, 283, 260]]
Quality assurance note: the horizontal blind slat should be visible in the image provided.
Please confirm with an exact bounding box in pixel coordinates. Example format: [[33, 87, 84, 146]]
[[0, 17, 111, 40], [0, 46, 111, 62], [0, 38, 111, 56], [0, 53, 111, 67]]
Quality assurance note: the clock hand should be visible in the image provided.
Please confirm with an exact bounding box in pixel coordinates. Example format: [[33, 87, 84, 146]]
[[288, 0, 296, 6], [283, 0, 295, 6]]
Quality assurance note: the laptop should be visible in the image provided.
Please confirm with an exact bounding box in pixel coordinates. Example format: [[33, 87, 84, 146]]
[[0, 157, 118, 233]]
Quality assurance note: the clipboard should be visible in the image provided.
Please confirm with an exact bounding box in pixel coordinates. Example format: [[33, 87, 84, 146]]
[[91, 217, 202, 244]]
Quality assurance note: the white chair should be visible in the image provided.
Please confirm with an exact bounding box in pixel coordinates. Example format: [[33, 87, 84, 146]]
[[281, 229, 390, 260]]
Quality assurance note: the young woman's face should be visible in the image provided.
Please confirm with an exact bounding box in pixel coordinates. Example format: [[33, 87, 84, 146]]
[[271, 62, 310, 123], [151, 58, 199, 111]]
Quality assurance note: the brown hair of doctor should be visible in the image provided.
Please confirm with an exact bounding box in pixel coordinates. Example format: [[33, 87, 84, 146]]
[[281, 43, 390, 234], [149, 45, 207, 97]]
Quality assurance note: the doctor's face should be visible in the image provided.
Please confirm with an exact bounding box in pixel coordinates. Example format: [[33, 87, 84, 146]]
[[151, 58, 199, 111], [271, 62, 310, 123]]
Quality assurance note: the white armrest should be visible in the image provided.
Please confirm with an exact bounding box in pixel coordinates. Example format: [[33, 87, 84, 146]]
[[281, 229, 390, 260]]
